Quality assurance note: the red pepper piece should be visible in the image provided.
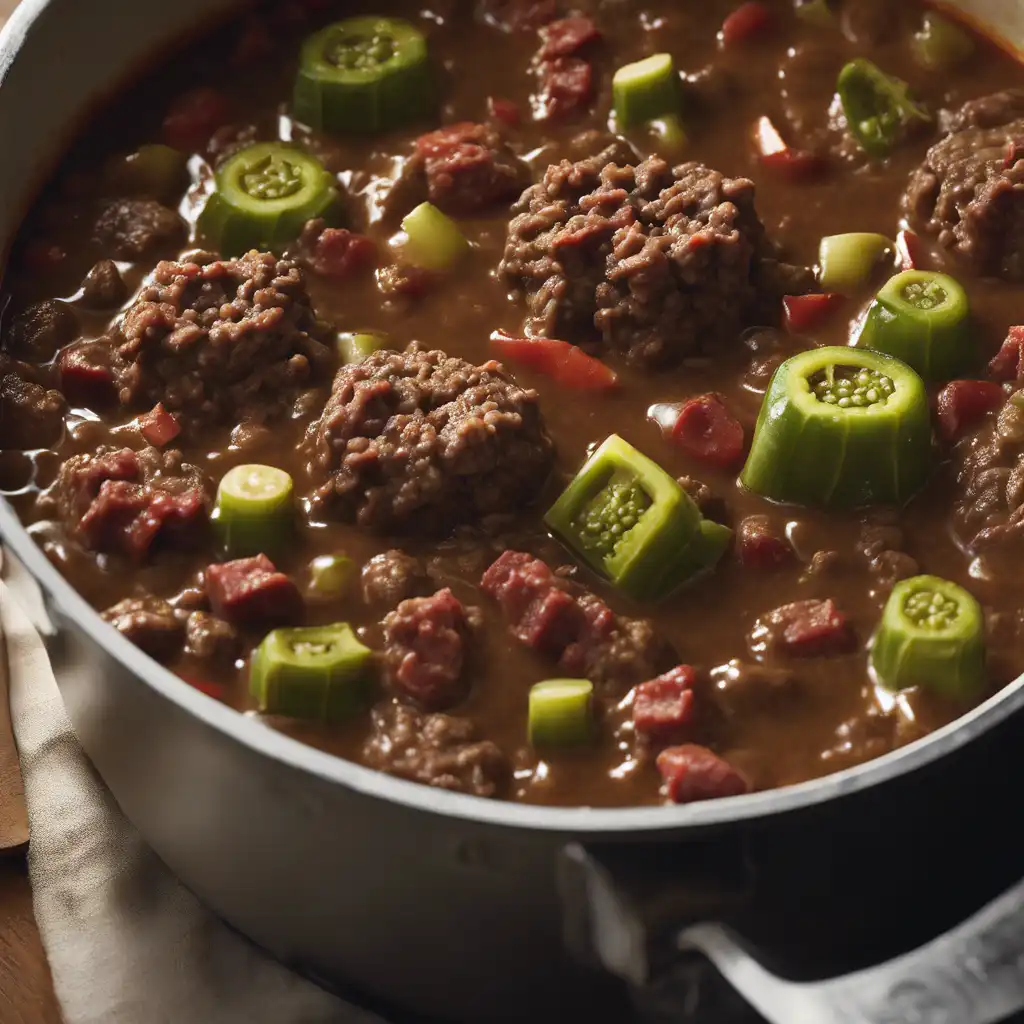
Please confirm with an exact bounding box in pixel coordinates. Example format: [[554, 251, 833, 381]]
[[138, 403, 181, 447], [162, 88, 231, 153], [633, 666, 696, 741], [490, 332, 618, 391], [661, 394, 745, 468], [488, 96, 523, 127], [538, 16, 601, 60], [989, 326, 1024, 382], [782, 293, 843, 333], [755, 117, 826, 182], [935, 380, 1005, 442], [657, 744, 751, 804], [721, 2, 775, 45], [736, 515, 793, 569], [896, 229, 923, 271]]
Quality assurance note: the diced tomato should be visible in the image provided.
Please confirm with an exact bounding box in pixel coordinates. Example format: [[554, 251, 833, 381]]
[[488, 96, 523, 128], [138, 403, 181, 447], [659, 394, 745, 469], [721, 2, 775, 45], [162, 88, 232, 153], [989, 326, 1024, 382], [180, 675, 225, 700], [736, 515, 792, 569], [233, 23, 274, 67], [22, 241, 67, 274], [490, 332, 618, 390], [782, 293, 843, 333], [755, 117, 825, 181], [307, 227, 378, 279], [896, 229, 923, 271], [632, 666, 696, 741], [538, 15, 601, 60], [656, 744, 751, 804], [935, 380, 1005, 442], [59, 347, 116, 406]]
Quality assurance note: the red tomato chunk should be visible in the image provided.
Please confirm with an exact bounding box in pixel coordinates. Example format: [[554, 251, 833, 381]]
[[721, 2, 775, 46], [755, 117, 825, 182], [206, 555, 303, 628], [936, 380, 1005, 442], [657, 744, 751, 804], [490, 332, 618, 390], [896, 229, 923, 271], [632, 666, 696, 741], [666, 394, 744, 468], [782, 293, 843, 333], [138, 403, 181, 447]]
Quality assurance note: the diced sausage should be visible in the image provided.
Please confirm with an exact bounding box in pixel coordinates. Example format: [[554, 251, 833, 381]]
[[205, 554, 303, 627], [632, 666, 696, 742], [749, 599, 856, 660], [656, 744, 751, 804], [538, 16, 600, 60], [736, 515, 792, 569], [536, 57, 593, 120]]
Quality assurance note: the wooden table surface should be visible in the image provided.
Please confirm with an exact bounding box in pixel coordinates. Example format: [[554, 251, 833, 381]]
[[0, 9, 67, 1024]]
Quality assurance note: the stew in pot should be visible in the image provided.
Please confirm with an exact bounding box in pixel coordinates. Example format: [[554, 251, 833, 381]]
[[3, 0, 1024, 808]]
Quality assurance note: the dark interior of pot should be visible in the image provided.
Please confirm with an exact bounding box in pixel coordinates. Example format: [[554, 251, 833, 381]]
[[3, 0, 1024, 817]]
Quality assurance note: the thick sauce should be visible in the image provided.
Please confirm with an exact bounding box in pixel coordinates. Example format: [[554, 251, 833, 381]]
[[3, 0, 1024, 807]]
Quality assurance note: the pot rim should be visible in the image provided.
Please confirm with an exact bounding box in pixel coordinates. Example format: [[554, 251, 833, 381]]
[[2, 0, 1022, 837]]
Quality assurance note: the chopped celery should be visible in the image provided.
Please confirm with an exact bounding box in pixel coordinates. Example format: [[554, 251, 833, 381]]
[[870, 575, 985, 699], [836, 59, 931, 159], [308, 554, 356, 600], [649, 113, 688, 159], [211, 464, 294, 559], [740, 346, 933, 508], [855, 269, 974, 381], [612, 53, 681, 130], [338, 330, 388, 364], [912, 13, 974, 72], [198, 142, 340, 257], [545, 434, 731, 602], [818, 233, 893, 293], [293, 17, 433, 135], [528, 679, 594, 747], [401, 202, 470, 271], [250, 623, 374, 722]]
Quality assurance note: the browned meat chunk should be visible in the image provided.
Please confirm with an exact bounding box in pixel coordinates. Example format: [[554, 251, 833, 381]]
[[205, 554, 303, 628], [382, 589, 475, 710], [53, 445, 207, 560], [101, 596, 186, 661], [631, 665, 696, 743], [904, 94, 1024, 279], [80, 259, 128, 309], [749, 599, 856, 661], [362, 702, 510, 798], [93, 198, 185, 260], [0, 371, 66, 449], [657, 744, 751, 804], [481, 550, 665, 690], [500, 149, 811, 367], [5, 300, 78, 363], [112, 250, 333, 427], [307, 347, 554, 534], [184, 611, 241, 662], [361, 550, 429, 608]]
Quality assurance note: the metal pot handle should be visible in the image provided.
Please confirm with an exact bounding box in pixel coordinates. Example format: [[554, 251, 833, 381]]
[[561, 843, 1024, 1024]]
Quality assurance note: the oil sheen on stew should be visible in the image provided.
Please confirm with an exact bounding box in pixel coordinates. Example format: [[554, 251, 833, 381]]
[[3, 0, 1024, 808]]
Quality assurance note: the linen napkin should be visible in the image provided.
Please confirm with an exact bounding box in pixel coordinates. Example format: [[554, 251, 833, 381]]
[[0, 549, 386, 1024]]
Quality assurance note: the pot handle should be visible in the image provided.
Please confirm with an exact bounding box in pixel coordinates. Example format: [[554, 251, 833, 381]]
[[560, 842, 1024, 1024]]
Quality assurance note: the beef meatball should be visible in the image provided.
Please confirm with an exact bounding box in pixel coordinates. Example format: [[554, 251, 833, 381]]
[[499, 148, 811, 367], [904, 94, 1024, 280], [111, 250, 333, 427], [306, 346, 554, 533]]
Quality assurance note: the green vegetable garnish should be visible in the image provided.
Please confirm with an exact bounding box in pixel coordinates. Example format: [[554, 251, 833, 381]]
[[528, 679, 594, 747], [337, 331, 389, 364], [818, 233, 893, 293], [612, 53, 681, 130], [740, 347, 933, 509], [870, 575, 985, 699], [211, 464, 294, 559], [401, 202, 470, 271], [293, 17, 433, 135], [545, 434, 731, 602], [912, 12, 974, 72], [308, 554, 356, 600], [794, 0, 835, 28], [836, 59, 931, 159], [250, 623, 374, 722], [198, 142, 340, 257], [649, 113, 688, 158], [855, 270, 974, 381]]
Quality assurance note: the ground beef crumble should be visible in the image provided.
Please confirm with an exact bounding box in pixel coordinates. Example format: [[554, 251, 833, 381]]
[[499, 148, 813, 367], [306, 347, 554, 534], [111, 250, 333, 427]]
